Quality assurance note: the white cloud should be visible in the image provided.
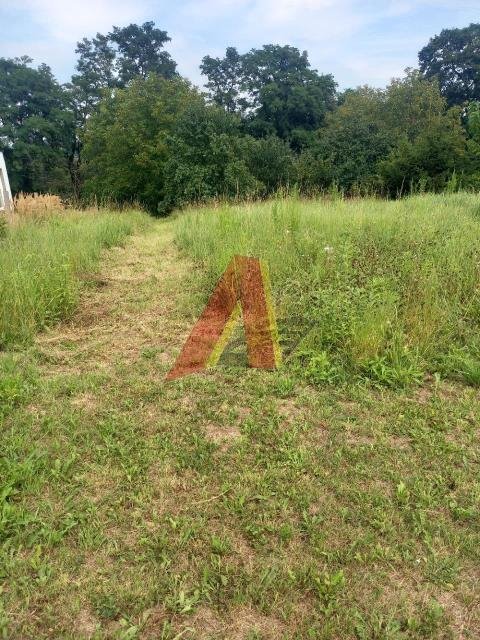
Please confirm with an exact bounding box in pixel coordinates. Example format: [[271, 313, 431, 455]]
[[3, 0, 480, 87], [7, 0, 153, 41]]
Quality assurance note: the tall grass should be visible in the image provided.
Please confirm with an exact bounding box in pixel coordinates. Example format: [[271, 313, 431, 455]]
[[0, 209, 148, 347], [13, 193, 65, 219], [174, 193, 480, 386]]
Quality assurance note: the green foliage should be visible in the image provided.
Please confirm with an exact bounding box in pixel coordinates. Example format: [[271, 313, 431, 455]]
[[315, 86, 391, 191], [83, 75, 300, 212], [419, 23, 480, 106], [467, 101, 480, 142], [199, 46, 246, 114], [302, 351, 341, 385], [82, 76, 198, 212], [201, 44, 337, 146], [316, 71, 470, 195], [70, 21, 177, 122], [3, 23, 480, 207], [244, 135, 296, 192], [109, 22, 177, 85], [0, 57, 74, 195], [67, 21, 177, 196], [379, 111, 468, 195], [162, 102, 261, 212], [0, 355, 37, 419]]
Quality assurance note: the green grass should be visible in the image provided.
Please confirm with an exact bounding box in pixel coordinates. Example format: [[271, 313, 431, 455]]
[[174, 193, 480, 388], [1, 202, 479, 638], [0, 210, 149, 348]]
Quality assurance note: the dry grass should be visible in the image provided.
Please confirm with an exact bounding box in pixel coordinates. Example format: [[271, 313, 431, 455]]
[[12, 192, 65, 220]]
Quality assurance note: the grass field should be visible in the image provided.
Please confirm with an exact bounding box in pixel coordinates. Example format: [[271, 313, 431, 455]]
[[0, 209, 148, 348], [1, 196, 479, 639], [175, 193, 480, 388]]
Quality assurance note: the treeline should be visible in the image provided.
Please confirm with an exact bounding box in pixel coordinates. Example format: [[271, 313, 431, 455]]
[[1, 22, 480, 213]]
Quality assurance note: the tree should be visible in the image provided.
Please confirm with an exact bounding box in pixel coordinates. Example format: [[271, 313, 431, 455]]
[[163, 103, 260, 212], [384, 70, 447, 141], [200, 47, 246, 114], [110, 22, 177, 85], [0, 57, 74, 195], [69, 34, 116, 126], [379, 111, 468, 194], [201, 45, 336, 147], [419, 23, 480, 106], [466, 101, 480, 142], [82, 75, 261, 213], [70, 22, 177, 122], [82, 75, 194, 212], [68, 22, 177, 197], [379, 71, 469, 194], [315, 87, 392, 191], [243, 135, 296, 192], [314, 71, 468, 194]]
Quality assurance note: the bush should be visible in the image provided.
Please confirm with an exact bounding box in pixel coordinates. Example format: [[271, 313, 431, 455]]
[[379, 113, 469, 195], [161, 103, 261, 213]]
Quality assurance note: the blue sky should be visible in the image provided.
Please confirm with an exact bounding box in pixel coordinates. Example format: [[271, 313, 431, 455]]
[[1, 1, 478, 90]]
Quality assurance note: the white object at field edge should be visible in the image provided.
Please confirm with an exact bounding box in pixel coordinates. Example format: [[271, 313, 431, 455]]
[[0, 152, 13, 213]]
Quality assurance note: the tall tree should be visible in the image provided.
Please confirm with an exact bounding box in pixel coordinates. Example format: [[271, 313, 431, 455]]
[[379, 111, 468, 194], [70, 22, 177, 121], [68, 22, 177, 196], [384, 70, 447, 140], [380, 73, 469, 193], [200, 47, 246, 113], [243, 45, 336, 147], [419, 23, 480, 106], [201, 45, 336, 148], [70, 34, 116, 126], [82, 76, 201, 212], [315, 87, 391, 190], [163, 102, 260, 212], [316, 71, 468, 194], [0, 57, 74, 195], [110, 22, 177, 85], [82, 76, 273, 213]]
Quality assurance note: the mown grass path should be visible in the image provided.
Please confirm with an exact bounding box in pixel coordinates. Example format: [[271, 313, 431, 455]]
[[2, 219, 479, 639]]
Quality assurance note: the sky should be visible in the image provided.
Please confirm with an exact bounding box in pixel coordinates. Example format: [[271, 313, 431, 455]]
[[0, 1, 478, 90]]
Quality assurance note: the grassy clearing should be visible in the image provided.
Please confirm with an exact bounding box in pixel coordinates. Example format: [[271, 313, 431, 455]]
[[0, 209, 149, 347], [0, 202, 479, 639], [174, 193, 480, 388]]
